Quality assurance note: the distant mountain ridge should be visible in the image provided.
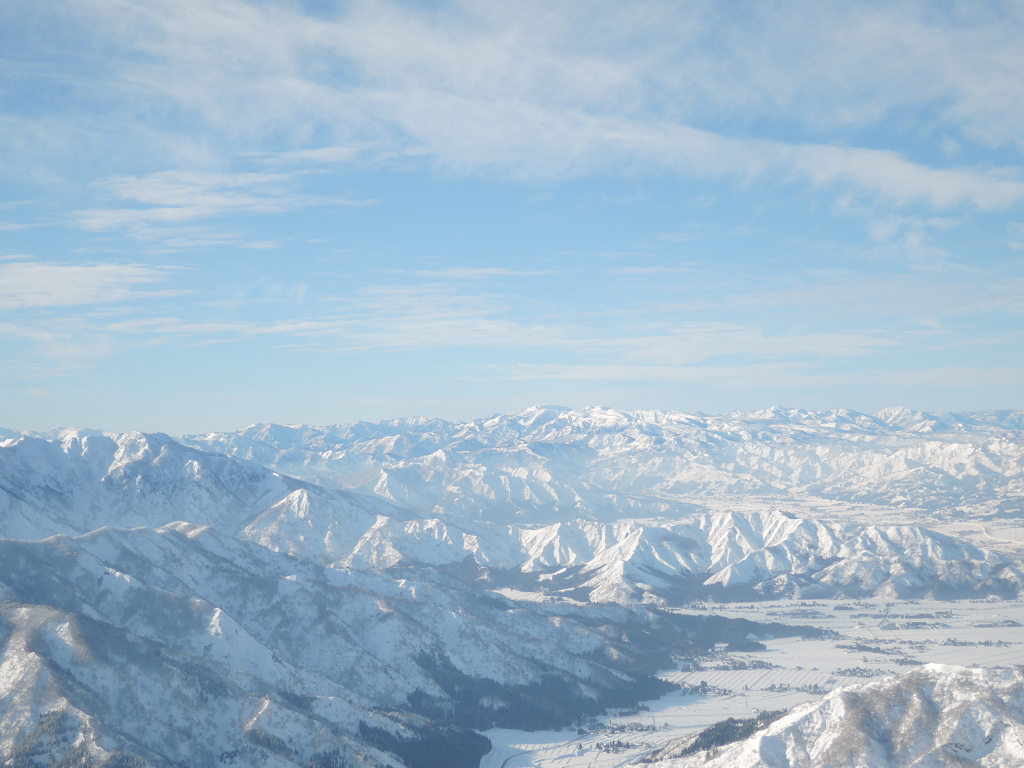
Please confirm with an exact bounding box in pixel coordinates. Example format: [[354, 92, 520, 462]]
[[180, 405, 1024, 522]]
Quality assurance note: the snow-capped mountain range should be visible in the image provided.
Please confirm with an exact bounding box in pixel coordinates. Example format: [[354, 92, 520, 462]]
[[181, 405, 1024, 521], [3, 406, 1024, 768], [3, 410, 1022, 605]]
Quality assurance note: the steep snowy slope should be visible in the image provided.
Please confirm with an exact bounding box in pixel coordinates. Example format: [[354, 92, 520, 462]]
[[246, 507, 1022, 604], [0, 602, 422, 768], [0, 430, 406, 540], [181, 406, 1024, 523], [651, 665, 1024, 768], [0, 525, 804, 768], [0, 430, 1016, 605]]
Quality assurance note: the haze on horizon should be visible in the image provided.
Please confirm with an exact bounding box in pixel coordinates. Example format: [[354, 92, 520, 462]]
[[2, 0, 1024, 434]]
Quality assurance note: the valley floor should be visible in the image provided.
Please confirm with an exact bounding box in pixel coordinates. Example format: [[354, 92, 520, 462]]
[[480, 596, 1024, 768]]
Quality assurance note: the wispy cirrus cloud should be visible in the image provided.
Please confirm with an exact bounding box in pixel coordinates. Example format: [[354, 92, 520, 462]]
[[7, 263, 1020, 407], [1009, 223, 1024, 251], [101, 284, 561, 351], [609, 266, 693, 275], [75, 170, 373, 237], [503, 363, 1024, 391], [505, 362, 822, 384], [7, 0, 1024, 210], [86, 284, 899, 365], [248, 146, 360, 166], [415, 268, 554, 280], [0, 261, 178, 310], [611, 323, 898, 366]]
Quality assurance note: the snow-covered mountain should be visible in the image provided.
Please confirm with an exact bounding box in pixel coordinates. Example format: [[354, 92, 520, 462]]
[[181, 405, 1024, 523], [650, 665, 1024, 767], [249, 506, 1021, 604], [4, 408, 1024, 768], [0, 524, 793, 768], [1, 428, 1018, 605], [0, 429, 407, 540]]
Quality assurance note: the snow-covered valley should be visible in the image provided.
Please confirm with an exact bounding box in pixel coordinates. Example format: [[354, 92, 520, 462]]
[[483, 596, 1024, 768], [3, 406, 1024, 768]]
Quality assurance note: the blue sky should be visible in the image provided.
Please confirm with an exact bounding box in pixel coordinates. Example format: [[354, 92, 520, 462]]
[[2, 0, 1024, 432]]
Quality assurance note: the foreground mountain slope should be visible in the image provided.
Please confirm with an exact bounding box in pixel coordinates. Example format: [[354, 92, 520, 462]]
[[0, 601, 419, 768], [651, 665, 1024, 768], [0, 524, 808, 768], [181, 406, 1024, 524]]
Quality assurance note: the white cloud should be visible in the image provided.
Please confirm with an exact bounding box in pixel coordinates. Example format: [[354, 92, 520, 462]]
[[343, 285, 560, 350], [503, 363, 1024, 391], [86, 284, 901, 365], [9, 0, 1024, 209], [415, 268, 553, 279], [93, 283, 565, 351], [252, 146, 359, 165], [240, 239, 286, 250], [0, 261, 172, 309], [76, 170, 372, 236], [609, 266, 693, 275], [612, 323, 896, 366], [0, 318, 116, 368], [505, 362, 817, 384], [8, 264, 1018, 390], [1010, 223, 1024, 251]]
